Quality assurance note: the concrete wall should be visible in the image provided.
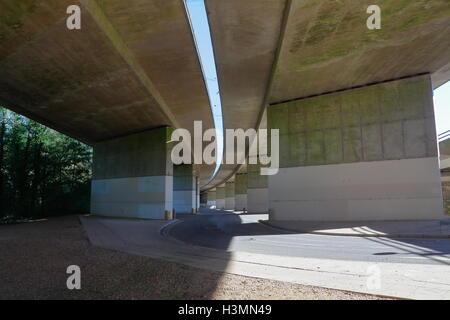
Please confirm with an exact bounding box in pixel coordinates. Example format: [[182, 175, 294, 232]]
[[91, 127, 173, 219], [268, 75, 443, 221], [225, 181, 235, 210], [173, 164, 196, 214], [247, 163, 268, 213], [216, 185, 226, 210], [235, 173, 248, 211]]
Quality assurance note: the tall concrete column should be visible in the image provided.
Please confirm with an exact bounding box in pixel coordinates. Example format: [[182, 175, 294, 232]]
[[207, 189, 216, 208], [225, 180, 235, 210], [216, 185, 225, 210], [268, 75, 443, 221], [91, 127, 173, 219], [235, 173, 248, 211], [195, 176, 200, 212], [200, 192, 207, 208], [173, 164, 196, 214], [247, 163, 268, 213], [442, 178, 450, 215]]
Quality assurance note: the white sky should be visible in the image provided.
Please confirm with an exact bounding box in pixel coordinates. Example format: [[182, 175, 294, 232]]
[[434, 81, 450, 138]]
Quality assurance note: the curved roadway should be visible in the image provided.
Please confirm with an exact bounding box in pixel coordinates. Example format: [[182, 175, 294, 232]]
[[168, 210, 450, 266]]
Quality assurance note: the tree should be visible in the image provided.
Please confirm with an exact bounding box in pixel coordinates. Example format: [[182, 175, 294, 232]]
[[0, 106, 92, 221]]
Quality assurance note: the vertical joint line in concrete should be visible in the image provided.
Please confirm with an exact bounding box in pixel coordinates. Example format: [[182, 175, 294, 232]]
[[256, 0, 294, 130]]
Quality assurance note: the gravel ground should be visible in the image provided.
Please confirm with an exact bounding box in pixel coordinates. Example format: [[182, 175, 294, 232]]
[[0, 216, 387, 300]]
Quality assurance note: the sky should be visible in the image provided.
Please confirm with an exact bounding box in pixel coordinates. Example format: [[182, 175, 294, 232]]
[[434, 81, 450, 140], [185, 0, 223, 183], [184, 0, 450, 185]]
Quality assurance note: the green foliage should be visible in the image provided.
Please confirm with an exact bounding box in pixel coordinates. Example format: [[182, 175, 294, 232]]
[[0, 107, 92, 221]]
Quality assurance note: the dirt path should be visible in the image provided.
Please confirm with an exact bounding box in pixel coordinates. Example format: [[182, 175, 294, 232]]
[[0, 216, 386, 300]]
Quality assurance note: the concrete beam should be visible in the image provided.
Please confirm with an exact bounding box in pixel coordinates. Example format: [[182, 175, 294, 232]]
[[203, 0, 286, 190]]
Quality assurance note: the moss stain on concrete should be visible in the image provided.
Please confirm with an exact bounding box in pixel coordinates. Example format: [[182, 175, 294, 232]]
[[0, 0, 37, 39], [284, 0, 450, 72]]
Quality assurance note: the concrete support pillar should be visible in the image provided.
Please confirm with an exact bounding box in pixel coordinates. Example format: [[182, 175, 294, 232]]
[[91, 127, 173, 219], [225, 180, 235, 210], [216, 185, 225, 209], [200, 192, 207, 208], [195, 176, 200, 212], [247, 163, 268, 213], [442, 179, 450, 215], [173, 164, 196, 214], [235, 173, 248, 211], [207, 189, 216, 208], [268, 75, 443, 221]]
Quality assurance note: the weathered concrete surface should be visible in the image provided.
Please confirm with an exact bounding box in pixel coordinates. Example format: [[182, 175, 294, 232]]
[[206, 0, 450, 190], [225, 180, 235, 210], [0, 0, 213, 140], [270, 0, 450, 103], [268, 75, 443, 221], [1, 0, 450, 193], [235, 173, 248, 211], [203, 0, 286, 189], [247, 163, 268, 213], [173, 165, 196, 214], [440, 139, 450, 169], [0, 0, 215, 185], [206, 189, 216, 208], [442, 182, 450, 215], [215, 185, 226, 210], [93, 127, 173, 179], [269, 75, 438, 168], [440, 139, 450, 214], [91, 127, 173, 219]]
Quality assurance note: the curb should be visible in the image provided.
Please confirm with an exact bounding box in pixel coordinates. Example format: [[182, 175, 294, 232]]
[[258, 220, 450, 239]]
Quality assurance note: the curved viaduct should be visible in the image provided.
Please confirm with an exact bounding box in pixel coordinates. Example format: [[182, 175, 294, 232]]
[[1, 0, 450, 220]]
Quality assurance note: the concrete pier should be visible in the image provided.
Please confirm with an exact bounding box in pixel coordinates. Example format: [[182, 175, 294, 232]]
[[225, 180, 235, 210], [235, 173, 248, 211], [216, 185, 226, 210], [268, 75, 444, 221], [173, 164, 197, 214], [247, 163, 268, 213], [206, 189, 216, 208], [91, 127, 173, 219]]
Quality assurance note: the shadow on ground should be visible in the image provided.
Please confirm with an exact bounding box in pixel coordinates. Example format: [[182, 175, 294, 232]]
[[0, 215, 379, 300]]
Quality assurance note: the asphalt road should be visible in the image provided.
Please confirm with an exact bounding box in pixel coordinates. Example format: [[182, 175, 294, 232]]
[[168, 210, 450, 266]]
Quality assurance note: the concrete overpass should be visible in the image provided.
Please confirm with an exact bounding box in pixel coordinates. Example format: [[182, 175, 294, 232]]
[[1, 0, 450, 221], [441, 138, 450, 214]]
